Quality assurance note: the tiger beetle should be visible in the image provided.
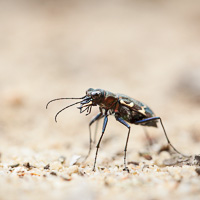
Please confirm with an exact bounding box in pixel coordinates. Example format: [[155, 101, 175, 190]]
[[46, 88, 189, 172]]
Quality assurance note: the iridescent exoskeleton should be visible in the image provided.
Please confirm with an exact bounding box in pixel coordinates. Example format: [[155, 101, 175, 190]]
[[46, 88, 189, 171]]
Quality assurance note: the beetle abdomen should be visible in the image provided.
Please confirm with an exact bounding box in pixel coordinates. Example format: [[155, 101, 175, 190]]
[[118, 103, 158, 127]]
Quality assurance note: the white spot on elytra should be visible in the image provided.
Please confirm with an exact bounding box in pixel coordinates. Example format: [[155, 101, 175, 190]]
[[120, 99, 134, 107]]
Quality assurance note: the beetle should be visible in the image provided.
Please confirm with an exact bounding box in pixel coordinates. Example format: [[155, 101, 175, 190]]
[[46, 88, 189, 171]]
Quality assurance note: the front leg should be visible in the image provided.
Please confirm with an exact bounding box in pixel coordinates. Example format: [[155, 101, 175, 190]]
[[93, 113, 108, 171], [84, 113, 103, 161]]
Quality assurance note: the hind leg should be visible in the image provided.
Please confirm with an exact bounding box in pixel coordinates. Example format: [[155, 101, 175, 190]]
[[135, 117, 190, 157]]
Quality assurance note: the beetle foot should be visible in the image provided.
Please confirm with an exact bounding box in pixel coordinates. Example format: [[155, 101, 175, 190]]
[[123, 167, 130, 173], [92, 167, 96, 172]]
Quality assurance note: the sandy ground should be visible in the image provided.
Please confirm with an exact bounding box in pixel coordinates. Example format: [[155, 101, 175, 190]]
[[1, 0, 200, 199]]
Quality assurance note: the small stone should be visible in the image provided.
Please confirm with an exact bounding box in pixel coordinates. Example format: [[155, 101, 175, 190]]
[[50, 171, 57, 176], [58, 156, 66, 164], [44, 164, 50, 170], [163, 158, 178, 166], [61, 176, 72, 181], [195, 167, 200, 175], [139, 152, 152, 160], [194, 155, 200, 165], [9, 164, 20, 168], [23, 162, 35, 170], [51, 161, 63, 170], [67, 165, 79, 175], [158, 145, 170, 154], [69, 155, 81, 166], [128, 161, 139, 166]]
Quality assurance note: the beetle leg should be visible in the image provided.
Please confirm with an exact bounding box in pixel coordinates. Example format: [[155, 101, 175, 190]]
[[84, 113, 103, 161], [135, 117, 190, 157], [80, 106, 89, 113], [115, 117, 131, 172], [93, 118, 100, 145], [86, 106, 92, 116], [143, 127, 154, 147], [93, 114, 108, 171]]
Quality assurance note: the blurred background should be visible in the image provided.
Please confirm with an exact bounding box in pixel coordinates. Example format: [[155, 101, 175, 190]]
[[0, 0, 200, 168]]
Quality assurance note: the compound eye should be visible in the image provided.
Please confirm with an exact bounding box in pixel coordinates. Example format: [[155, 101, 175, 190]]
[[86, 88, 94, 95], [91, 91, 101, 99]]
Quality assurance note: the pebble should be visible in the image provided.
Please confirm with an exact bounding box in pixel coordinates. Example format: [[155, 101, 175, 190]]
[[67, 165, 79, 175]]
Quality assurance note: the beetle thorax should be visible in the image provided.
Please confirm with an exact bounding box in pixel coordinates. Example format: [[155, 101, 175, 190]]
[[98, 91, 118, 110]]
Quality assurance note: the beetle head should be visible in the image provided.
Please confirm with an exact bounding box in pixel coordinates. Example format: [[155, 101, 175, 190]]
[[85, 88, 104, 105], [46, 88, 105, 122], [78, 88, 104, 109], [76, 88, 104, 115]]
